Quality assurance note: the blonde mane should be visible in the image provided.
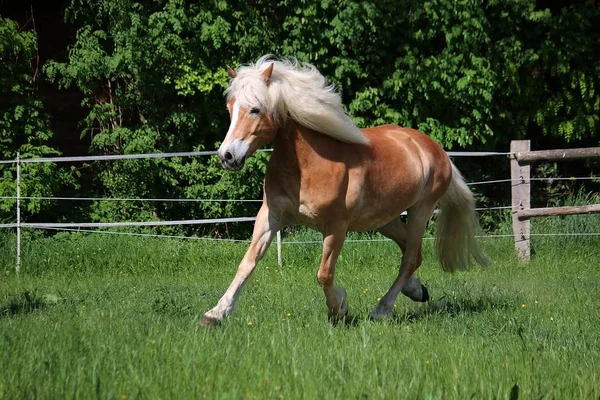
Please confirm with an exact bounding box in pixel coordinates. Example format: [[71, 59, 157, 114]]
[[225, 56, 369, 145]]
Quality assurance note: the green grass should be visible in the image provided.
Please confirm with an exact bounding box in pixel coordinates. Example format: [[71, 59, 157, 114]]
[[1, 226, 599, 399]]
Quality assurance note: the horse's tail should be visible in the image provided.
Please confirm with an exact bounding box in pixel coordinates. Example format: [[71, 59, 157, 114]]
[[435, 162, 490, 272]]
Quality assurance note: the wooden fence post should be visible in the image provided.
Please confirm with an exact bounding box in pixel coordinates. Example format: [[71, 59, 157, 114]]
[[511, 140, 531, 261]]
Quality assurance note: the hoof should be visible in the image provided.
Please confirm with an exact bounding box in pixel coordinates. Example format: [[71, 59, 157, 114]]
[[420, 285, 430, 302], [328, 301, 348, 322], [328, 313, 348, 324], [199, 315, 221, 328], [369, 302, 391, 320], [368, 310, 390, 321], [326, 287, 348, 322]]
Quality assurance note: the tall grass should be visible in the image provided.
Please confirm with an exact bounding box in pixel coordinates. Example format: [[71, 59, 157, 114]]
[[0, 198, 599, 399]]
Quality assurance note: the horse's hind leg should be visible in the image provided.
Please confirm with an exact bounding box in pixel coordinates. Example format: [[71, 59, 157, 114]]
[[371, 205, 434, 319], [317, 225, 348, 321], [377, 219, 429, 303]]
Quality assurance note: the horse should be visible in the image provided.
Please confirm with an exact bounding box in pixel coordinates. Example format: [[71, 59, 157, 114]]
[[201, 56, 489, 326]]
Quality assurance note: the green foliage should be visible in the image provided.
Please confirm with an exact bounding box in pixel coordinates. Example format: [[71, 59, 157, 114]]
[[0, 18, 76, 222], [44, 1, 274, 235], [488, 2, 600, 144], [33, 0, 600, 236]]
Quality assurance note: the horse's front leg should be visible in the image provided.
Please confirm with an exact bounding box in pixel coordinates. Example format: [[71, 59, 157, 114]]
[[201, 205, 280, 327], [317, 226, 348, 321]]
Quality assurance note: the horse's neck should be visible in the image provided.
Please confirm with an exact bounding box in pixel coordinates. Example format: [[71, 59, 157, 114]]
[[272, 121, 314, 168], [273, 120, 339, 166], [267, 120, 350, 205]]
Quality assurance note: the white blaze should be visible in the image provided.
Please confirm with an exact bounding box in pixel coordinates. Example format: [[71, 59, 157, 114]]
[[224, 100, 240, 144], [219, 101, 251, 162]]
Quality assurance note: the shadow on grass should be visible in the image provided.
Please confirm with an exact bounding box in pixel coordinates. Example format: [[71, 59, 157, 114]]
[[0, 291, 47, 319], [329, 295, 513, 327], [152, 287, 195, 317], [329, 313, 363, 327], [392, 295, 512, 324]]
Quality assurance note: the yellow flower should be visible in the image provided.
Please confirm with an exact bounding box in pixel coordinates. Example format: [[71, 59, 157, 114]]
[[121, 395, 128, 400], [250, 304, 255, 309], [247, 321, 253, 326], [535, 300, 539, 304], [151, 339, 156, 345], [363, 289, 368, 294], [377, 297, 381, 302], [286, 312, 291, 317], [266, 266, 270, 270], [424, 360, 430, 365], [521, 304, 526, 308], [550, 317, 554, 321]]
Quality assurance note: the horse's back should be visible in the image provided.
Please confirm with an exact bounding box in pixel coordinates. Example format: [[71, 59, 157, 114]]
[[345, 124, 452, 231], [361, 125, 447, 160], [359, 124, 450, 188]]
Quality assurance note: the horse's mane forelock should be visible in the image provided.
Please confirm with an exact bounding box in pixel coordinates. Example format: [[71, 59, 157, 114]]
[[225, 56, 369, 145]]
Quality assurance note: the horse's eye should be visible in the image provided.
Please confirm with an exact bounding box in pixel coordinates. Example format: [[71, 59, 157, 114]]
[[249, 107, 261, 115]]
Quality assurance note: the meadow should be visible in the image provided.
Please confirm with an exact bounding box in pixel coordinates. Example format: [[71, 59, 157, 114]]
[[1, 215, 599, 399]]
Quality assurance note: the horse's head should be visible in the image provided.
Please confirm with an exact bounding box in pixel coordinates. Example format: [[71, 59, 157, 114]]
[[218, 63, 278, 171]]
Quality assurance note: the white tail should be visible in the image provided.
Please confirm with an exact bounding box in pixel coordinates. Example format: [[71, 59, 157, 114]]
[[435, 163, 490, 272]]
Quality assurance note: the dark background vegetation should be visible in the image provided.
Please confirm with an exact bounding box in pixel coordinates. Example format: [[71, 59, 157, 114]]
[[1, 0, 599, 237]]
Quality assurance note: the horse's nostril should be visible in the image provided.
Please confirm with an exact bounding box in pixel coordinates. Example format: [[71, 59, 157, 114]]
[[224, 151, 233, 161]]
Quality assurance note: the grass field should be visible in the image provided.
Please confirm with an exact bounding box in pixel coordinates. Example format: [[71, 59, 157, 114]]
[[1, 220, 599, 399]]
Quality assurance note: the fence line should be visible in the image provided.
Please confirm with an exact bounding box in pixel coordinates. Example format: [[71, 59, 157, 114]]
[[447, 151, 511, 157], [467, 178, 513, 186], [0, 196, 263, 203], [510, 140, 600, 261], [0, 216, 257, 229], [0, 149, 273, 165], [467, 176, 599, 186], [0, 195, 513, 212], [16, 153, 21, 274], [1, 176, 595, 203], [2, 146, 598, 273], [0, 149, 509, 165], [0, 206, 515, 230], [0, 150, 212, 165], [25, 225, 600, 245], [37, 227, 253, 242]]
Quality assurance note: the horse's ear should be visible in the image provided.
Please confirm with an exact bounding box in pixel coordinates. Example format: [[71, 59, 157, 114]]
[[226, 66, 237, 79], [261, 62, 274, 85]]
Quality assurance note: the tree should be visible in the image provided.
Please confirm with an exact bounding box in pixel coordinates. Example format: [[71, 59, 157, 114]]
[[41, 0, 600, 236], [44, 0, 277, 235], [0, 17, 75, 223]]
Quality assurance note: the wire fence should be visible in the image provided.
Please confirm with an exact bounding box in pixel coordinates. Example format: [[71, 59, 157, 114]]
[[0, 149, 510, 165], [1, 148, 598, 272], [25, 226, 600, 246]]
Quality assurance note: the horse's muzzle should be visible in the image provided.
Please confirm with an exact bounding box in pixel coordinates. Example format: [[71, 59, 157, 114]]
[[219, 151, 245, 171]]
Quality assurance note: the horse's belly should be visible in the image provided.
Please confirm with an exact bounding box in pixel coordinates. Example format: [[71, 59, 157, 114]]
[[267, 195, 328, 231], [347, 198, 414, 232], [345, 167, 422, 231], [348, 216, 397, 232]]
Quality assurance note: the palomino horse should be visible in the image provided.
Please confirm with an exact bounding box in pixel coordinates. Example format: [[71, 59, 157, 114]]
[[202, 56, 488, 326]]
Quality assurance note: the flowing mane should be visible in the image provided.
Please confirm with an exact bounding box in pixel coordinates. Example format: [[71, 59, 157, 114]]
[[225, 56, 369, 145]]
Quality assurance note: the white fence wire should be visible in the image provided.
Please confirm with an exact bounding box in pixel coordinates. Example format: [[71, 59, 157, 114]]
[[0, 149, 273, 164], [0, 149, 509, 165], [1, 148, 598, 273]]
